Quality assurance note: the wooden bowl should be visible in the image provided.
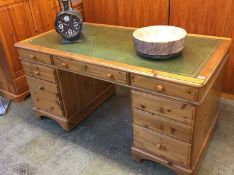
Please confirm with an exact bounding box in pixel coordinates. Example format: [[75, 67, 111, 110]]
[[133, 26, 187, 59]]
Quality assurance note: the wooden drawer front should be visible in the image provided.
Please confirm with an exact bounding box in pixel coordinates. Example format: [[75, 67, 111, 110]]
[[131, 91, 195, 125], [132, 109, 192, 142], [133, 125, 191, 167], [18, 49, 51, 64], [27, 77, 64, 117], [22, 60, 56, 83], [54, 56, 128, 84], [130, 74, 198, 101], [27, 77, 58, 95]]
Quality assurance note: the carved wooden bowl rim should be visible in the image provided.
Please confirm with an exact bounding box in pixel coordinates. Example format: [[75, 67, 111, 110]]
[[133, 25, 187, 43]]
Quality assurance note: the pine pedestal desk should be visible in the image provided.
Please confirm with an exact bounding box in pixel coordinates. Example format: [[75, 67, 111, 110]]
[[15, 23, 231, 175]]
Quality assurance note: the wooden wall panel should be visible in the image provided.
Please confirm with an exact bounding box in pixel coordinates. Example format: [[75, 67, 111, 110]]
[[83, 0, 169, 27], [83, 0, 118, 25], [225, 1, 234, 94], [117, 0, 169, 27], [170, 0, 232, 36], [170, 0, 234, 94], [28, 0, 59, 34]]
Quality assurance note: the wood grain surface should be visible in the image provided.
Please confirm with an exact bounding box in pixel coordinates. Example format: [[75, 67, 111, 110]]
[[83, 0, 169, 27]]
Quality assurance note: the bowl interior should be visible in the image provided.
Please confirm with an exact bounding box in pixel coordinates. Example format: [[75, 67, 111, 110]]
[[133, 26, 187, 43]]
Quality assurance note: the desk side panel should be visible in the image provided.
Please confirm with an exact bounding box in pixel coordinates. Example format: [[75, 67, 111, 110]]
[[191, 59, 226, 169]]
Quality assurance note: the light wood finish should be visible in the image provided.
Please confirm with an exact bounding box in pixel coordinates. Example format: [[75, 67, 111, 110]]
[[23, 58, 116, 131], [131, 74, 198, 101], [191, 59, 225, 169], [83, 1, 234, 95], [132, 147, 193, 175], [131, 91, 195, 125], [21, 60, 56, 83], [16, 23, 230, 175], [132, 109, 192, 142], [0, 0, 83, 101], [132, 47, 227, 175], [18, 49, 52, 64], [35, 84, 115, 131], [83, 0, 169, 27], [56, 70, 113, 119], [197, 54, 228, 103], [133, 124, 191, 167], [26, 76, 59, 95], [27, 77, 64, 117], [54, 56, 129, 84], [16, 24, 231, 90]]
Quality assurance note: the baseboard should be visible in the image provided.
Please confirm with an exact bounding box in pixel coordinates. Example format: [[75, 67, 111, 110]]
[[222, 92, 234, 100], [0, 88, 30, 102]]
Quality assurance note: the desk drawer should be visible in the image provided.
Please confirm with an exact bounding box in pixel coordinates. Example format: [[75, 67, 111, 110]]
[[18, 49, 51, 64], [133, 124, 191, 167], [27, 77, 64, 117], [132, 109, 192, 142], [22, 60, 56, 83], [130, 74, 198, 101], [131, 91, 195, 125], [54, 56, 128, 84]]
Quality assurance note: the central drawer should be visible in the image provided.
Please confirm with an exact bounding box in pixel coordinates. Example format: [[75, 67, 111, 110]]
[[133, 124, 191, 167], [53, 56, 128, 84], [131, 91, 195, 125], [26, 77, 64, 117]]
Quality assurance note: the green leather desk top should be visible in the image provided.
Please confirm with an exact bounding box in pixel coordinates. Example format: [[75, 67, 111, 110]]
[[22, 23, 225, 79]]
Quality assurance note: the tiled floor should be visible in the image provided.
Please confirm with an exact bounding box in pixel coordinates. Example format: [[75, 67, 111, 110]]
[[0, 87, 234, 175]]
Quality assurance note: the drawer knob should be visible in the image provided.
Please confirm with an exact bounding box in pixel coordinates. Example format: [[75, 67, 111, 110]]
[[181, 104, 187, 110], [170, 128, 176, 134], [107, 73, 113, 79], [144, 125, 149, 129], [155, 85, 164, 92], [62, 63, 68, 68], [156, 144, 166, 151], [34, 71, 41, 76], [38, 86, 44, 90], [156, 144, 162, 149], [158, 107, 164, 113], [30, 55, 35, 59]]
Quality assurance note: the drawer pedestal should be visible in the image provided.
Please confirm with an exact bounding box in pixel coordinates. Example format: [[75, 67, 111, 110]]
[[130, 60, 225, 175], [21, 57, 115, 131]]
